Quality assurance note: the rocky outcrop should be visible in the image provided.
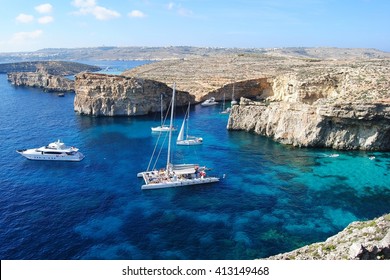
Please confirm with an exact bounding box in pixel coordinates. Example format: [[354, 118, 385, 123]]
[[265, 213, 390, 260], [5, 61, 101, 92], [74, 73, 194, 116], [227, 98, 390, 150], [0, 61, 101, 75], [7, 72, 74, 92], [225, 59, 390, 151]]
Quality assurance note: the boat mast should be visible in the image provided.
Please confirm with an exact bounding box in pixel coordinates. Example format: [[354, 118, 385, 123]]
[[160, 93, 163, 127], [166, 82, 176, 172], [186, 102, 190, 139]]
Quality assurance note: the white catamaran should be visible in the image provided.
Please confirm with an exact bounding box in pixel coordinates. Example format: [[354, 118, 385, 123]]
[[138, 83, 219, 190], [176, 102, 203, 145]]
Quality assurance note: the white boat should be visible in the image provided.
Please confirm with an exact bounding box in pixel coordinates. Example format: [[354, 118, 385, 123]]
[[151, 93, 176, 132], [138, 83, 219, 190], [201, 97, 218, 106], [220, 92, 231, 114], [16, 140, 84, 161], [231, 83, 238, 105], [177, 103, 203, 145]]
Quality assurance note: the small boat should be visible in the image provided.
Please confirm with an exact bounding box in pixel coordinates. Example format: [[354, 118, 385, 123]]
[[57, 93, 65, 97], [16, 140, 84, 161], [151, 93, 176, 132], [138, 83, 219, 190], [177, 103, 203, 145], [201, 97, 218, 107], [220, 92, 231, 114], [231, 83, 238, 105]]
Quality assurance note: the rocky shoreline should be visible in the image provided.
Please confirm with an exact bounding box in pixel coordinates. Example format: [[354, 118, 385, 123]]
[[4, 61, 101, 92], [7, 72, 75, 92], [227, 98, 390, 150], [264, 213, 390, 260]]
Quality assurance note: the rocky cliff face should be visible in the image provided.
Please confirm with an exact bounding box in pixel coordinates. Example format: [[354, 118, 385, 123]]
[[265, 213, 390, 260], [74, 73, 194, 116], [7, 72, 74, 92], [228, 98, 390, 150], [226, 59, 390, 151]]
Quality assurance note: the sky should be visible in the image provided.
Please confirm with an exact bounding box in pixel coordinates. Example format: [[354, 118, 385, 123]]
[[0, 0, 389, 53]]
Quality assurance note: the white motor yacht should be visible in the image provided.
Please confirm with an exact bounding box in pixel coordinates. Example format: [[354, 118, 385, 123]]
[[16, 140, 84, 161], [201, 97, 218, 106]]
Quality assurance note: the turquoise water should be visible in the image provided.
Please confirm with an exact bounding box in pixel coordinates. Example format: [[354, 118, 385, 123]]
[[0, 61, 389, 260]]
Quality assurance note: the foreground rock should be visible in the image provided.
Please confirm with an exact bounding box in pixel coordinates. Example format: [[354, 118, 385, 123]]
[[74, 73, 194, 116], [265, 213, 390, 260]]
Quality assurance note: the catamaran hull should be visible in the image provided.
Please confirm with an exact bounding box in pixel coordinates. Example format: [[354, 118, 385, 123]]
[[141, 177, 219, 190], [176, 140, 202, 146]]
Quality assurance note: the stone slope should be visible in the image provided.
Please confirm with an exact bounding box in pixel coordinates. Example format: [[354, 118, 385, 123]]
[[2, 46, 389, 61], [265, 213, 390, 260], [124, 55, 390, 104]]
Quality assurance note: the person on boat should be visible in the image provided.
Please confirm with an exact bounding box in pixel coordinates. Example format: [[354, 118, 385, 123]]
[[195, 166, 199, 178]]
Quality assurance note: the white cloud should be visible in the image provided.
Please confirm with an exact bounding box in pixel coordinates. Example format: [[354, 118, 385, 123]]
[[38, 16, 54, 24], [128, 10, 145, 18], [93, 6, 120, 20], [11, 30, 43, 43], [35, 3, 53, 14], [16, 13, 34, 23], [167, 2, 174, 10], [72, 0, 96, 8], [71, 0, 120, 20]]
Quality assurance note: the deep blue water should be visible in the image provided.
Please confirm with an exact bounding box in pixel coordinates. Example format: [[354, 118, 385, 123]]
[[0, 61, 389, 260]]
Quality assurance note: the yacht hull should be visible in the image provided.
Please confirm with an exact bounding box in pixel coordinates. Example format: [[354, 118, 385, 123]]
[[16, 149, 84, 161]]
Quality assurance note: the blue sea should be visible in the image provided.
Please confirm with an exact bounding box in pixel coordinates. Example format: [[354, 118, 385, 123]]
[[0, 60, 389, 260]]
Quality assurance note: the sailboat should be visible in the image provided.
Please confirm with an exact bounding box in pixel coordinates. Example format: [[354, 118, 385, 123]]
[[220, 92, 231, 114], [231, 83, 238, 106], [177, 103, 203, 145], [151, 93, 177, 132], [138, 83, 219, 190]]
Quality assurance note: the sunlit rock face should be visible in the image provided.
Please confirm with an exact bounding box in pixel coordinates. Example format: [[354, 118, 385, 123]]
[[228, 98, 390, 151], [74, 73, 194, 116]]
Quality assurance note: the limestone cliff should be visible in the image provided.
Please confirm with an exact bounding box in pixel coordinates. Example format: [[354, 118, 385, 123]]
[[226, 59, 390, 151], [265, 213, 390, 260], [7, 72, 74, 92], [228, 98, 390, 150], [74, 73, 194, 116]]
